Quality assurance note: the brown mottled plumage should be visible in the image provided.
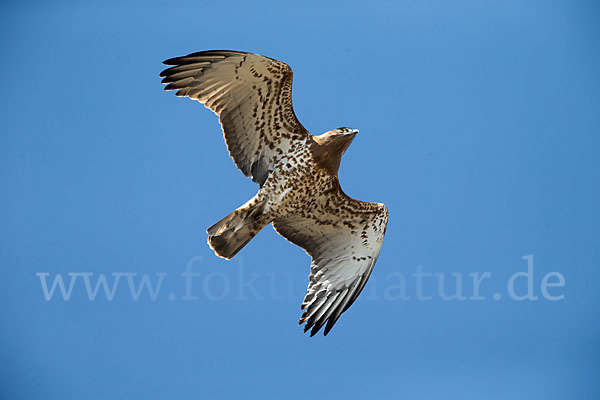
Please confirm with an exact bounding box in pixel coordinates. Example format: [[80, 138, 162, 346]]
[[160, 50, 388, 336]]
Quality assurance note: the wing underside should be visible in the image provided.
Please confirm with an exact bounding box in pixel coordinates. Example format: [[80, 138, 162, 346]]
[[160, 50, 310, 186], [273, 182, 389, 336]]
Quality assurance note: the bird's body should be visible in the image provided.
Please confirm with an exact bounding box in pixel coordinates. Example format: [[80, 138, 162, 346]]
[[161, 50, 388, 336]]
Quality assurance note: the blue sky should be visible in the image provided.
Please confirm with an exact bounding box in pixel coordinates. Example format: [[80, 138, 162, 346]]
[[1, 0, 599, 399]]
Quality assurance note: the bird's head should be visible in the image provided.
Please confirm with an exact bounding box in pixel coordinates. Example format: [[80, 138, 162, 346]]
[[314, 127, 358, 153], [312, 127, 359, 175]]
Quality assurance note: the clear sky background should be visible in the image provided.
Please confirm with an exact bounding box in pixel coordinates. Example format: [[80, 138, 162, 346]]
[[1, 1, 599, 399]]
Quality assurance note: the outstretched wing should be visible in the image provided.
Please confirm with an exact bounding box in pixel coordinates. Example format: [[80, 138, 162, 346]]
[[273, 182, 389, 336], [160, 50, 310, 186]]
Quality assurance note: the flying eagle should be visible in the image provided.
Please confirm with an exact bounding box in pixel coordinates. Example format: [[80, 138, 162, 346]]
[[160, 50, 389, 336]]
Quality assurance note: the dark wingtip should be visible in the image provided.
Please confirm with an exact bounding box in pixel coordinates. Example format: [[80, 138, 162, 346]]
[[303, 324, 311, 333], [161, 50, 237, 67], [323, 313, 341, 336], [162, 56, 181, 66]]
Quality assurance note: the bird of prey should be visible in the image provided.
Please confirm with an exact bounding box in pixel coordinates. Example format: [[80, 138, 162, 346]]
[[160, 50, 389, 336]]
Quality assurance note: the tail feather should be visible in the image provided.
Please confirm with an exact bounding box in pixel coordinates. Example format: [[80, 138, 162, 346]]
[[207, 199, 268, 259]]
